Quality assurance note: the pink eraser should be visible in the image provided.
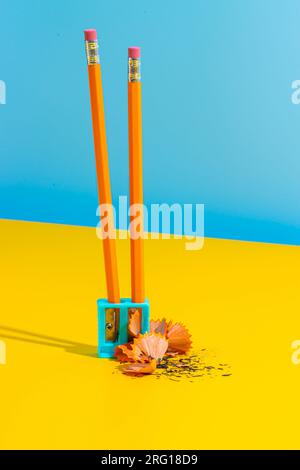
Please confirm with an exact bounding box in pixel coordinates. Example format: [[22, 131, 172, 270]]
[[128, 47, 141, 59], [84, 29, 97, 41]]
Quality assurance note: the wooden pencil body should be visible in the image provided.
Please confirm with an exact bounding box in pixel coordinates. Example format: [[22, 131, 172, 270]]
[[128, 80, 145, 303], [88, 63, 120, 303]]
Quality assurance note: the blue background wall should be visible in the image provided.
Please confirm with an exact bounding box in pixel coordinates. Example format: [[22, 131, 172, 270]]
[[1, 0, 300, 244]]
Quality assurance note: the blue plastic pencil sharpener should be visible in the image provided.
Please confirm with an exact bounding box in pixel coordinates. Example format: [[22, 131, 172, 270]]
[[97, 298, 150, 358]]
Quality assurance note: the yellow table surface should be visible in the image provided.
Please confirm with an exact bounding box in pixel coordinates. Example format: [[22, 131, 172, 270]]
[[0, 219, 300, 450]]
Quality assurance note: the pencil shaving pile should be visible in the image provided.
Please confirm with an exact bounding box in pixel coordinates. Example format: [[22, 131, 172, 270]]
[[115, 314, 192, 377]]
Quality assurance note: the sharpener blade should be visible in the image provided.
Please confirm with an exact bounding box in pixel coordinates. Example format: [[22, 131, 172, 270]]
[[105, 308, 119, 342]]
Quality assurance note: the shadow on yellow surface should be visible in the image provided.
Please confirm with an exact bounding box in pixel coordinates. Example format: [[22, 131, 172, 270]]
[[0, 325, 97, 358]]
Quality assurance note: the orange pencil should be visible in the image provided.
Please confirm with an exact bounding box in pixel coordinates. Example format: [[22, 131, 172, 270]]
[[128, 47, 145, 303], [84, 29, 120, 303]]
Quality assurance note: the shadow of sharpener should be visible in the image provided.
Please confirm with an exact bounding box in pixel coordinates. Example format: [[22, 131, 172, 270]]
[[97, 298, 150, 358]]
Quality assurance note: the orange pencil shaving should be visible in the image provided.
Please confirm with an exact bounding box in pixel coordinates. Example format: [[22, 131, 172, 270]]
[[84, 29, 120, 303], [128, 47, 145, 303]]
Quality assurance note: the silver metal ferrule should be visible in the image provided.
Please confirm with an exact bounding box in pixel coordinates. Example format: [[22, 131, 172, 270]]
[[85, 39, 100, 65], [128, 57, 141, 82]]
